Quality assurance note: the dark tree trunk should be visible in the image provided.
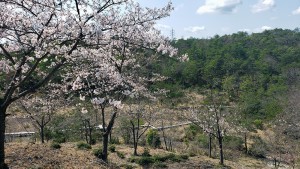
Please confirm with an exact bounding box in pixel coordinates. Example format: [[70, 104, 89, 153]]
[[131, 113, 146, 156], [209, 133, 212, 158], [169, 139, 172, 151], [102, 133, 109, 162], [217, 130, 224, 165], [162, 121, 168, 151], [88, 121, 92, 145], [40, 118, 45, 143], [101, 107, 106, 131], [109, 131, 112, 143], [133, 140, 138, 156], [101, 111, 117, 162], [95, 112, 98, 125], [83, 120, 88, 144], [83, 119, 92, 145], [273, 158, 278, 168], [0, 107, 8, 169], [131, 122, 138, 156], [40, 126, 45, 143], [244, 132, 248, 154]]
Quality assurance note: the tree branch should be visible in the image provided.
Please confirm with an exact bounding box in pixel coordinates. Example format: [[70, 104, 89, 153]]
[[0, 44, 15, 64], [9, 57, 66, 104]]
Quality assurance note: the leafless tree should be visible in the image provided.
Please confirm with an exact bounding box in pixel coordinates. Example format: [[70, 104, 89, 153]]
[[184, 89, 235, 165], [19, 86, 63, 143]]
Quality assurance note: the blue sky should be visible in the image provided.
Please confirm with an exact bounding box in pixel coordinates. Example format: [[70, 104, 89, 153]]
[[137, 0, 300, 39]]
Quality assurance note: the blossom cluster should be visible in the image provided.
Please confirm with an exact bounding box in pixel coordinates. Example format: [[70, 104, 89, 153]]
[[0, 0, 178, 112]]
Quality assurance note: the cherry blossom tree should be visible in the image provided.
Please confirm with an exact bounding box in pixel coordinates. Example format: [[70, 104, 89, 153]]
[[68, 40, 174, 161], [0, 0, 176, 167]]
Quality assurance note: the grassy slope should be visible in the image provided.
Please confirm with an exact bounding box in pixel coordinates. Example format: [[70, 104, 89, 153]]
[[4, 142, 290, 169]]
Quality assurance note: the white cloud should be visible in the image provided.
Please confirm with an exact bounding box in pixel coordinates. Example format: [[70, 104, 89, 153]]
[[184, 26, 205, 33], [252, 0, 275, 13], [252, 26, 273, 33], [261, 26, 273, 30], [238, 28, 251, 33], [292, 7, 300, 15], [197, 0, 242, 14]]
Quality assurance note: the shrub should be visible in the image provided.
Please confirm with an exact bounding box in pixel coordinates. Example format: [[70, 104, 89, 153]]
[[92, 132, 103, 142], [77, 142, 91, 150], [117, 151, 125, 159], [28, 166, 42, 169], [128, 156, 137, 163], [109, 144, 116, 152], [153, 154, 170, 162], [44, 128, 53, 142], [118, 117, 132, 144], [153, 162, 167, 168], [253, 119, 263, 130], [248, 137, 267, 158], [188, 151, 197, 157], [109, 137, 120, 144], [130, 153, 188, 166], [93, 148, 103, 159], [136, 156, 154, 166], [146, 129, 161, 148], [169, 154, 184, 162], [128, 156, 154, 165], [179, 154, 189, 160], [142, 147, 151, 157], [165, 153, 189, 162], [223, 135, 244, 151], [185, 124, 201, 140], [153, 153, 188, 162], [50, 142, 61, 149], [52, 131, 67, 143], [198, 134, 209, 148], [119, 164, 134, 169], [158, 153, 175, 161], [90, 138, 96, 145]]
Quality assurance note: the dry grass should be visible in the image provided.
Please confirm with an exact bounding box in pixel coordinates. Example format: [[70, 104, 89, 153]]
[[4, 141, 286, 169], [5, 142, 108, 169]]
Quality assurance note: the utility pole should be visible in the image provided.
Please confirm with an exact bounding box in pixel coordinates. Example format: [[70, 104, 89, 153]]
[[170, 28, 175, 41]]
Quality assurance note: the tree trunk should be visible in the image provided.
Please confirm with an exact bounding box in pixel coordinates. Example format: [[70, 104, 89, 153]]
[[273, 158, 277, 168], [101, 107, 106, 132], [88, 121, 92, 145], [209, 133, 212, 158], [162, 121, 168, 151], [218, 134, 224, 165], [0, 107, 8, 169], [131, 122, 138, 156], [83, 120, 88, 144], [101, 111, 117, 162], [102, 133, 109, 162], [133, 141, 138, 156], [109, 131, 112, 143], [169, 139, 172, 151], [244, 132, 248, 154], [40, 126, 45, 143]]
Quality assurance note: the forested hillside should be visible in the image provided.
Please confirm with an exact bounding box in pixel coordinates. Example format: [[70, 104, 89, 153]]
[[153, 28, 300, 124]]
